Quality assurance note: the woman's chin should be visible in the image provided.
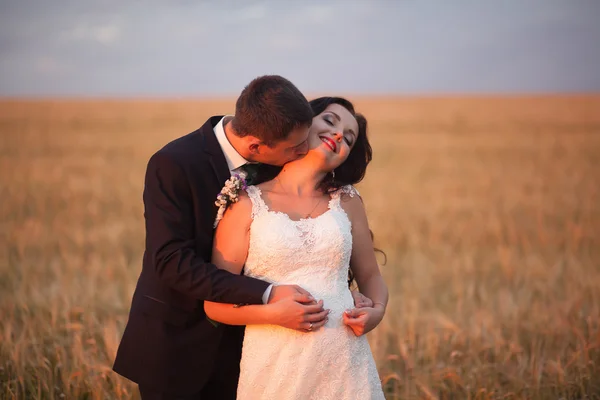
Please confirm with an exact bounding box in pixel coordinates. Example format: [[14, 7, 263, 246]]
[[300, 149, 340, 172], [304, 148, 326, 161]]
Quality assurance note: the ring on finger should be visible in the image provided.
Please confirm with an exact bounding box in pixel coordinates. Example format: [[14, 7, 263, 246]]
[[308, 322, 313, 331]]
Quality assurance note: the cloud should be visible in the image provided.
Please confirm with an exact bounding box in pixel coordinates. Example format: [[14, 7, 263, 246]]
[[231, 3, 268, 22], [93, 24, 120, 45], [61, 21, 121, 45], [1, 0, 599, 95], [303, 4, 333, 24]]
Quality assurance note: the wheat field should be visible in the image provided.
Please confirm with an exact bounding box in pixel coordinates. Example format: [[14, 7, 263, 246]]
[[1, 96, 599, 399]]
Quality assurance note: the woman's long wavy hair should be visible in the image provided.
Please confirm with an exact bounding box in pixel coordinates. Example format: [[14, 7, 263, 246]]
[[309, 97, 385, 287]]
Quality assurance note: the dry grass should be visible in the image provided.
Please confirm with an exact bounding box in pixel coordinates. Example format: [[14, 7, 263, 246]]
[[1, 96, 599, 399]]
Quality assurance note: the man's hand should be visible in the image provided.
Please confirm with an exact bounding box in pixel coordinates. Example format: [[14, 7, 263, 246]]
[[268, 284, 314, 304], [267, 284, 328, 332], [342, 305, 384, 337], [268, 295, 329, 332], [351, 291, 373, 308]]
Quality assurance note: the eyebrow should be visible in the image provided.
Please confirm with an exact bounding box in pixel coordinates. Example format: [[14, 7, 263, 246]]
[[327, 111, 357, 138], [328, 111, 341, 121]]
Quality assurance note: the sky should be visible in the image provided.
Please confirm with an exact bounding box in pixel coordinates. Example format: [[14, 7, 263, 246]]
[[1, 0, 599, 97]]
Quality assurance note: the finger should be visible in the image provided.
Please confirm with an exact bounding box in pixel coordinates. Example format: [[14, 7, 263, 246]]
[[302, 300, 325, 314], [342, 313, 356, 325], [306, 316, 328, 331], [342, 315, 351, 326], [293, 293, 316, 304], [351, 291, 367, 305], [343, 313, 366, 326], [341, 319, 361, 336], [342, 312, 355, 325], [360, 298, 374, 308], [293, 286, 314, 300], [344, 308, 363, 318], [305, 309, 330, 323]]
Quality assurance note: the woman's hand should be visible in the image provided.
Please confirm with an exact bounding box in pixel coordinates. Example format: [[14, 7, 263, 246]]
[[351, 291, 373, 308], [342, 304, 385, 336]]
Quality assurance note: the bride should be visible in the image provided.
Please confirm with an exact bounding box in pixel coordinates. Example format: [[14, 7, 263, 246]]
[[204, 97, 388, 399]]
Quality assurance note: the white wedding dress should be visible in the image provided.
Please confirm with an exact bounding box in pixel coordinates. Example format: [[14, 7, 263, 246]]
[[236, 185, 385, 400]]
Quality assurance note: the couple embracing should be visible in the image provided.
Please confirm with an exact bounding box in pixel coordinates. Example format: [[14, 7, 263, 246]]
[[113, 75, 388, 399]]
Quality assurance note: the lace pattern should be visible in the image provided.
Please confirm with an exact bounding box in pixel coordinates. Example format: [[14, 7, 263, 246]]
[[237, 184, 384, 400]]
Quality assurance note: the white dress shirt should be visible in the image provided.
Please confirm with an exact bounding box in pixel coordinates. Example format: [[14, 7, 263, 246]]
[[213, 116, 274, 304]]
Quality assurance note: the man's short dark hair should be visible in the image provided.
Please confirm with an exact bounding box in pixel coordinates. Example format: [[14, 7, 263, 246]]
[[231, 75, 313, 147]]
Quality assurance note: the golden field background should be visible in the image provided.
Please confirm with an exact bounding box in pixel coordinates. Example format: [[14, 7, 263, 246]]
[[1, 96, 599, 399]]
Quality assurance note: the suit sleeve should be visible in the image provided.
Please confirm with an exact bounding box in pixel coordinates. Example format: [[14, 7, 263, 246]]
[[143, 151, 270, 304]]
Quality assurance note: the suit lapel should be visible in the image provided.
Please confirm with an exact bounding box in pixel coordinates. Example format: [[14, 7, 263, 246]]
[[200, 116, 231, 186]]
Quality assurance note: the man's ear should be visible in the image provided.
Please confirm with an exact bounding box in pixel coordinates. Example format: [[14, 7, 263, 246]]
[[247, 137, 262, 154]]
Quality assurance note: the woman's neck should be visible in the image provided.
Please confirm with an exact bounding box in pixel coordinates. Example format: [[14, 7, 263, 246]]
[[275, 161, 326, 197]]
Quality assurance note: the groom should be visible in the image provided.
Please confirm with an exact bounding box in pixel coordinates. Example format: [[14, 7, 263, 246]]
[[113, 75, 371, 399]]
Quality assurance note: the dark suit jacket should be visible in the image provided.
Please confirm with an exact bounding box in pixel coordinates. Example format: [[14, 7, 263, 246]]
[[113, 116, 271, 396]]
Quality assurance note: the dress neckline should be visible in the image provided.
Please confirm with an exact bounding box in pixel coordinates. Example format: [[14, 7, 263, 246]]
[[250, 185, 337, 223]]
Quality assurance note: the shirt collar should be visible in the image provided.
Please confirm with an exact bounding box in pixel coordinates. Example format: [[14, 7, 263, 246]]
[[213, 116, 249, 172]]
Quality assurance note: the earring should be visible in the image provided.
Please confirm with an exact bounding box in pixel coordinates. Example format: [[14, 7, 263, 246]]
[[332, 170, 336, 180]]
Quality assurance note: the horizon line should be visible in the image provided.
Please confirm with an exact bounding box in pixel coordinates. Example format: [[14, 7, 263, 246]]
[[2, 91, 600, 102]]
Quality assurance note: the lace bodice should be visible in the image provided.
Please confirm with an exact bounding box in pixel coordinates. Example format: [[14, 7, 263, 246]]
[[243, 185, 359, 297], [237, 184, 385, 400]]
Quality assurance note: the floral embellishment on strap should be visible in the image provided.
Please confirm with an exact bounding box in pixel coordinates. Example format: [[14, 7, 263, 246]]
[[214, 172, 248, 228]]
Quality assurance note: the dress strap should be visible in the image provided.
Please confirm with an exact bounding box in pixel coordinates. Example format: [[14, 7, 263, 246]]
[[328, 185, 360, 210], [245, 185, 269, 219]]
